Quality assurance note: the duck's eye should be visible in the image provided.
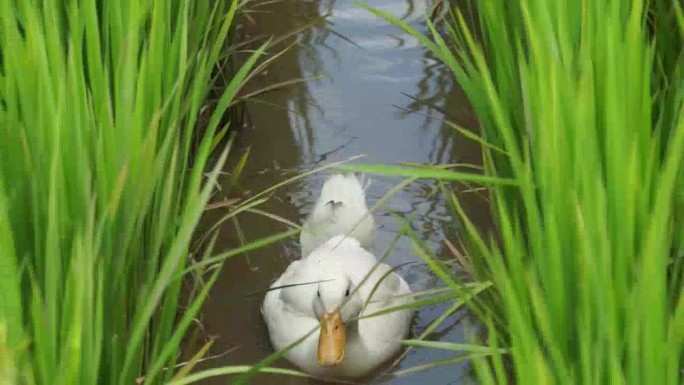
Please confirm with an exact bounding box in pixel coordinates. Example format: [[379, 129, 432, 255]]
[[345, 288, 350, 297]]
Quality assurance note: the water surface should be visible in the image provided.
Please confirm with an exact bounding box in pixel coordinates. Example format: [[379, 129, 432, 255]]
[[195, 1, 489, 383]]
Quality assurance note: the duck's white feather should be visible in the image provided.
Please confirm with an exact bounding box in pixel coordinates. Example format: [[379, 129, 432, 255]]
[[300, 173, 376, 257], [262, 236, 413, 379]]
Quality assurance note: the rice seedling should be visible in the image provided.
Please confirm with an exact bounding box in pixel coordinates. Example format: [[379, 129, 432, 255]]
[[355, 0, 684, 383], [0, 0, 292, 384]]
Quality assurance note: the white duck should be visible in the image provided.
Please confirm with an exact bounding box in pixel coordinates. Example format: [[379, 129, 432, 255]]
[[300, 173, 376, 257], [262, 235, 413, 379]]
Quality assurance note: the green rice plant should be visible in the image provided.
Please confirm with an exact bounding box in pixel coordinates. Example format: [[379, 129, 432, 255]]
[[357, 0, 684, 383], [0, 0, 285, 384]]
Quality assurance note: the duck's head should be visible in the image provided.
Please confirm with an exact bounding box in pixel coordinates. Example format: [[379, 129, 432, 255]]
[[312, 274, 363, 366]]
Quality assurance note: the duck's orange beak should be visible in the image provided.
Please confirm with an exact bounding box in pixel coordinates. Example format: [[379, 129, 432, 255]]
[[316, 309, 346, 366]]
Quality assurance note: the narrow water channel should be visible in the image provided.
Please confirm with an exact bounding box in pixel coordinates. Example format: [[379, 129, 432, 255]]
[[196, 1, 489, 384]]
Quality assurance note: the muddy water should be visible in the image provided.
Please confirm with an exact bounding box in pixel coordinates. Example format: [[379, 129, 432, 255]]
[[195, 1, 489, 384]]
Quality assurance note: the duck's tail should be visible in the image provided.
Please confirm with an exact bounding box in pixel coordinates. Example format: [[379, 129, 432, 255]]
[[300, 173, 376, 256], [317, 172, 371, 211]]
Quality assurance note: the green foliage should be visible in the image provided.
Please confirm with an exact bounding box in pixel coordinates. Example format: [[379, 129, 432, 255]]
[[358, 0, 684, 383], [0, 0, 273, 384]]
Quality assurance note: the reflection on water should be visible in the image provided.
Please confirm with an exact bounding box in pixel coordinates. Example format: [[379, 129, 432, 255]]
[[195, 1, 489, 384]]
